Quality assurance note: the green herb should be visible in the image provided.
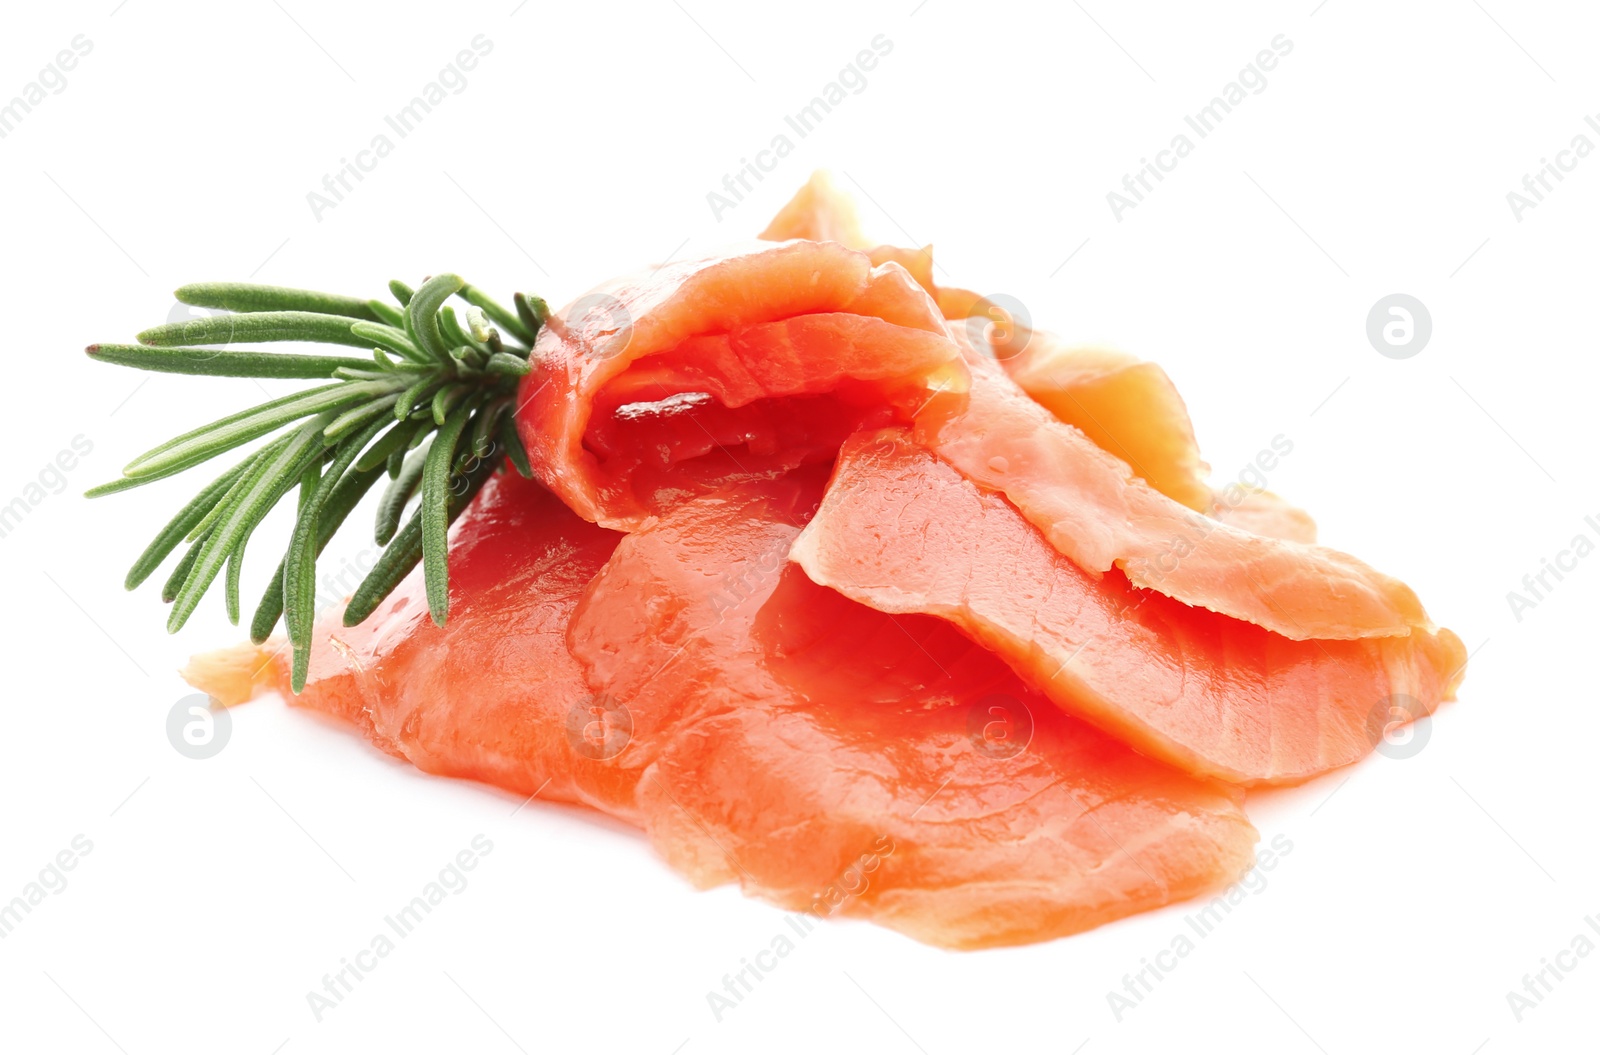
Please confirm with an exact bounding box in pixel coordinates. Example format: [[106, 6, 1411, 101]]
[[87, 278, 543, 692]]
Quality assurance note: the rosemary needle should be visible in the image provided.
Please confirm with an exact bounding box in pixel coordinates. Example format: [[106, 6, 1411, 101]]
[[87, 276, 543, 689]]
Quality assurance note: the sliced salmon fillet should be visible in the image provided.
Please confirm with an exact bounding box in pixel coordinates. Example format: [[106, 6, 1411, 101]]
[[979, 334, 1318, 540], [987, 333, 1318, 541], [568, 472, 1259, 948], [169, 171, 1464, 950], [758, 176, 1324, 542], [518, 240, 965, 530], [948, 314, 1217, 511], [758, 170, 939, 296], [998, 340, 1214, 512], [932, 284, 983, 321], [758, 170, 868, 246], [187, 466, 1258, 948], [759, 175, 1209, 509], [1218, 489, 1318, 544], [791, 429, 1467, 786], [186, 470, 639, 821], [915, 354, 1429, 640]]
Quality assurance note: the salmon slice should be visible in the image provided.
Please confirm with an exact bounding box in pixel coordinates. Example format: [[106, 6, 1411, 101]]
[[185, 466, 1258, 948], [972, 328, 1318, 539], [946, 314, 1216, 513], [915, 354, 1429, 640], [1218, 490, 1318, 544], [791, 430, 1467, 786], [758, 174, 1205, 507], [567, 472, 1259, 949], [932, 284, 982, 321], [518, 240, 965, 530], [986, 333, 1318, 540], [758, 170, 869, 246], [758, 170, 939, 296], [186, 471, 639, 821], [758, 175, 1325, 545], [998, 340, 1214, 512]]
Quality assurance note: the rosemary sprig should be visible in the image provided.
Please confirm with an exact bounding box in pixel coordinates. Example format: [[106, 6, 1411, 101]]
[[87, 277, 547, 692]]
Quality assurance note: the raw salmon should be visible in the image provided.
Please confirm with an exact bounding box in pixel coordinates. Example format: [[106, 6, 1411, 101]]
[[517, 240, 966, 530], [992, 338, 1214, 512], [757, 170, 868, 246], [1217, 489, 1318, 544], [916, 354, 1430, 640], [189, 467, 1259, 948], [945, 317, 1218, 514], [187, 470, 639, 820], [763, 179, 1340, 624], [174, 170, 1467, 949], [991, 333, 1317, 540], [567, 471, 1259, 948], [791, 429, 1467, 785], [757, 175, 1263, 520], [757, 169, 938, 295]]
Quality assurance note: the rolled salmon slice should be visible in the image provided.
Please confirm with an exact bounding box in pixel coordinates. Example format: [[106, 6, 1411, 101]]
[[518, 239, 965, 530], [916, 354, 1429, 640], [791, 429, 1467, 786], [568, 473, 1259, 949]]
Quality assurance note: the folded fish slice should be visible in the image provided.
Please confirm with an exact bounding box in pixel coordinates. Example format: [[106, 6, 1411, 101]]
[[187, 466, 1260, 949], [758, 174, 1304, 530], [185, 470, 636, 820], [791, 429, 1467, 786], [517, 239, 965, 529], [568, 472, 1260, 948], [914, 355, 1429, 640]]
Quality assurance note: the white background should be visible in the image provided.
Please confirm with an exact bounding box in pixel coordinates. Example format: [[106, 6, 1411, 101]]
[[1, 1, 1595, 1052]]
